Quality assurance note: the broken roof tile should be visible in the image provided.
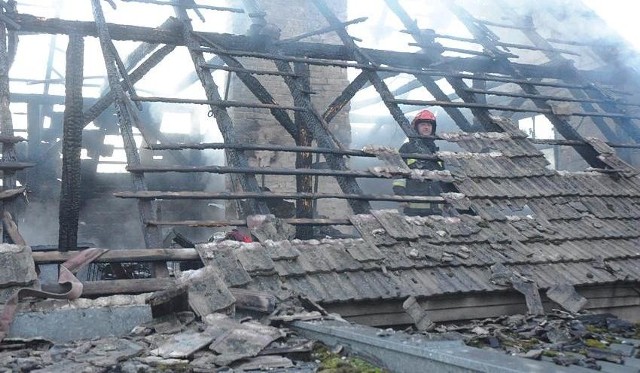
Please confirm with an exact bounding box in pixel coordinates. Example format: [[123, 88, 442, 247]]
[[195, 243, 252, 287]]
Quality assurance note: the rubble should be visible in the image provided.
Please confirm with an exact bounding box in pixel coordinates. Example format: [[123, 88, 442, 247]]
[[432, 310, 640, 371]]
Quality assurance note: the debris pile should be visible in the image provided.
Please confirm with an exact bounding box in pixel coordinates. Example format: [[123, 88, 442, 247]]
[[432, 310, 640, 371]]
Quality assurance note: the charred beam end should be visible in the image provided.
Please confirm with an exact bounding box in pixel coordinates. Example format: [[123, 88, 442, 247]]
[[0, 162, 36, 170], [0, 135, 26, 143], [0, 186, 25, 201]]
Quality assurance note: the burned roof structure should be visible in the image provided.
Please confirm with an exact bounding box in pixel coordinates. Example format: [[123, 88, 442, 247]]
[[0, 0, 639, 331]]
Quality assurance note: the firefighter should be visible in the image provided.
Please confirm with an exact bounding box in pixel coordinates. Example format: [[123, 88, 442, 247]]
[[392, 109, 445, 216]]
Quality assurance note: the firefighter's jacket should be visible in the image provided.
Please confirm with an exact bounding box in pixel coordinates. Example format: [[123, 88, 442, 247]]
[[393, 140, 443, 212]]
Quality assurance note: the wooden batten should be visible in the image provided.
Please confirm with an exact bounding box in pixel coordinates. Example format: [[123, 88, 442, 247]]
[[324, 285, 640, 326]]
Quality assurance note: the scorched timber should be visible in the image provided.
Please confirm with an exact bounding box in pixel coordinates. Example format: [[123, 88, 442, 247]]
[[11, 14, 612, 83], [113, 190, 446, 203]]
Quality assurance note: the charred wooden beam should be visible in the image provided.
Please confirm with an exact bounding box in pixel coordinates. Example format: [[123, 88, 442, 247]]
[[14, 14, 599, 82], [0, 161, 36, 173], [385, 0, 481, 132], [279, 16, 368, 44], [271, 56, 371, 214], [463, 87, 640, 108], [119, 0, 245, 13], [494, 0, 640, 144], [0, 2, 19, 243], [83, 19, 178, 126], [417, 30, 581, 56], [2, 211, 25, 246], [447, 2, 607, 168], [0, 134, 25, 143], [531, 138, 640, 149], [312, 0, 439, 157], [34, 248, 199, 264], [58, 34, 84, 251], [200, 62, 299, 77], [392, 96, 640, 120], [0, 187, 24, 200], [126, 164, 451, 180], [294, 62, 314, 239], [192, 32, 297, 138], [174, 5, 269, 215], [146, 142, 444, 164], [131, 95, 304, 111], [114, 190, 447, 203], [323, 71, 369, 123], [145, 217, 351, 227], [91, 0, 166, 276]]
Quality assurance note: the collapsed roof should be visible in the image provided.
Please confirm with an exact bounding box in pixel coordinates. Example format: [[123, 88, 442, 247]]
[[0, 0, 639, 325]]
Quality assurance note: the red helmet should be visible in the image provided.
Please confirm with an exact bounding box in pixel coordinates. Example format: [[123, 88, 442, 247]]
[[412, 109, 436, 125]]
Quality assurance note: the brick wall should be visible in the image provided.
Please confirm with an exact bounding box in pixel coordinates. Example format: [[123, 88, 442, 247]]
[[227, 0, 353, 222]]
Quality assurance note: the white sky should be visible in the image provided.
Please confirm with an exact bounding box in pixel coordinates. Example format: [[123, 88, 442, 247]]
[[582, 0, 640, 50]]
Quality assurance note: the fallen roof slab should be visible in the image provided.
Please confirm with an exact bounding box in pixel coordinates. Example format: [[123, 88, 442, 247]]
[[7, 294, 152, 343], [292, 319, 593, 373]]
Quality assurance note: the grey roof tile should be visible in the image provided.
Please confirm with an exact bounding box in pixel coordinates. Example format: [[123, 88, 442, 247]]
[[195, 243, 252, 287], [371, 209, 420, 240], [294, 243, 335, 274], [272, 258, 305, 277], [312, 240, 364, 272], [343, 238, 385, 262], [263, 240, 300, 260], [349, 214, 398, 247], [234, 244, 275, 274]]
